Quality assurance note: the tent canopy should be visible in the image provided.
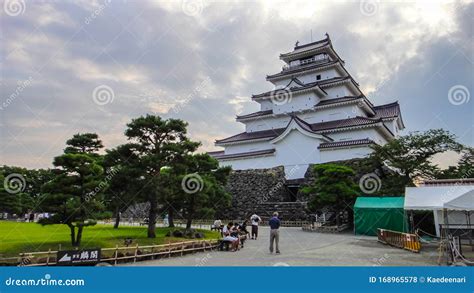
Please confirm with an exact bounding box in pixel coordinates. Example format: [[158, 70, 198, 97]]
[[404, 186, 474, 210], [443, 190, 474, 211], [354, 196, 405, 209], [354, 196, 407, 236]]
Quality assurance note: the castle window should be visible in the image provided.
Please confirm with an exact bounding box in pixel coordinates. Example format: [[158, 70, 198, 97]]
[[300, 56, 314, 65], [316, 74, 321, 80]]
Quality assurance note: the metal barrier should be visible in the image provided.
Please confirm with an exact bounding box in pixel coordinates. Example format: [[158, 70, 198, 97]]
[[377, 229, 421, 253]]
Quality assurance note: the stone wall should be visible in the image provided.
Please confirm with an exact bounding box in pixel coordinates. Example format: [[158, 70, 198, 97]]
[[222, 158, 406, 221], [223, 166, 309, 220]]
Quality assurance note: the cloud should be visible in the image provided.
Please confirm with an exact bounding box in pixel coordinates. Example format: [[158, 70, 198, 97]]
[[1, 0, 472, 169]]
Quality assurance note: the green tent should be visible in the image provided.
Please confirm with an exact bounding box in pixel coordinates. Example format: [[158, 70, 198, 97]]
[[353, 197, 408, 236]]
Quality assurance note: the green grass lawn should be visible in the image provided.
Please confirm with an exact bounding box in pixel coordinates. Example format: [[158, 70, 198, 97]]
[[0, 221, 220, 257]]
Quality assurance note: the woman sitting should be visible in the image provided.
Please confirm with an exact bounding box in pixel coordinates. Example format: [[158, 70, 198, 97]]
[[222, 222, 240, 251]]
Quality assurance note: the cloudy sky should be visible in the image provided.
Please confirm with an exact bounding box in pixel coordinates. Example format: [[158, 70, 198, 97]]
[[1, 0, 473, 169]]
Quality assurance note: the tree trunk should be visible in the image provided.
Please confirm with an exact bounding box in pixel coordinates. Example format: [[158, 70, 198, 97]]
[[168, 207, 175, 228], [186, 217, 193, 231], [75, 225, 84, 247], [68, 223, 76, 246], [114, 206, 120, 229], [147, 198, 157, 238], [185, 195, 195, 231]]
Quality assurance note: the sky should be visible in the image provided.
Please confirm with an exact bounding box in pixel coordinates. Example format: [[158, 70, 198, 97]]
[[1, 0, 473, 169]]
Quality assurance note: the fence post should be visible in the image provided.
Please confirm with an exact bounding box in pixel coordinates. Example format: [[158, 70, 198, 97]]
[[168, 240, 171, 258], [181, 243, 184, 256], [114, 244, 119, 265], [151, 245, 155, 260], [46, 249, 51, 266], [133, 243, 139, 263]]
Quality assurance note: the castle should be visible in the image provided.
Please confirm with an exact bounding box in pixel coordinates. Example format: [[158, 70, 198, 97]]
[[209, 34, 405, 219]]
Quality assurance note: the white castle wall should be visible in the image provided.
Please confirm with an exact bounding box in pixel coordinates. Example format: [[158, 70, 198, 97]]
[[320, 146, 372, 163], [260, 100, 273, 111], [328, 128, 388, 145], [219, 128, 376, 179], [245, 103, 366, 133], [382, 119, 400, 137], [224, 140, 272, 155], [273, 93, 319, 114], [272, 68, 339, 87]]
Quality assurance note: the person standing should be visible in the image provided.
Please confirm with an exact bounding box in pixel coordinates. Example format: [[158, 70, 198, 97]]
[[250, 213, 262, 240], [269, 212, 281, 254]]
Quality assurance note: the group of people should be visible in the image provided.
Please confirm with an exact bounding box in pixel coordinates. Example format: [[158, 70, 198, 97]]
[[213, 211, 281, 254]]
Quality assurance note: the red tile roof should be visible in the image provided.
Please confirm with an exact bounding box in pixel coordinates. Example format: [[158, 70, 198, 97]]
[[420, 178, 474, 186], [207, 150, 224, 156], [266, 60, 339, 79], [318, 138, 375, 149], [252, 76, 353, 99], [215, 128, 285, 144], [373, 102, 401, 119], [280, 37, 330, 58], [216, 116, 389, 145], [208, 149, 276, 160], [236, 110, 273, 120], [235, 99, 398, 122], [316, 95, 364, 107]]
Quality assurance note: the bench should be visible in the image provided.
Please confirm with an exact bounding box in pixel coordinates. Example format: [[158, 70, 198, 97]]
[[218, 240, 233, 251], [218, 234, 247, 251]]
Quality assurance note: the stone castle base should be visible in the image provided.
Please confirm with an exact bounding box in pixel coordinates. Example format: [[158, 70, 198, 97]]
[[223, 166, 310, 221], [221, 158, 403, 221]]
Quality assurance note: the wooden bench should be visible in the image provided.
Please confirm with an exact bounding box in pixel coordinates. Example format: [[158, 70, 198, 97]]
[[218, 234, 247, 251], [218, 240, 233, 251]]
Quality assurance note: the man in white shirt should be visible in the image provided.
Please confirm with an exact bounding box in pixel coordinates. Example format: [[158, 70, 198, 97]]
[[250, 214, 262, 240], [212, 219, 222, 231]]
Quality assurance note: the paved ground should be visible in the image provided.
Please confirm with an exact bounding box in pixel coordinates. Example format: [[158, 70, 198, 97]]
[[123, 227, 440, 266]]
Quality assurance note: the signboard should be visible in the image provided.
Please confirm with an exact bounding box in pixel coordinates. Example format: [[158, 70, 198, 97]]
[[57, 248, 101, 266]]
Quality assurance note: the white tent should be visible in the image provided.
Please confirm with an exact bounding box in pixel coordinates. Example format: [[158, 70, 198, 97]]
[[405, 185, 474, 237], [444, 190, 474, 211]]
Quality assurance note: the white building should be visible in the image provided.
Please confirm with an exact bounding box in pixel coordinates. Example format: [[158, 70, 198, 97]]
[[210, 34, 405, 179]]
